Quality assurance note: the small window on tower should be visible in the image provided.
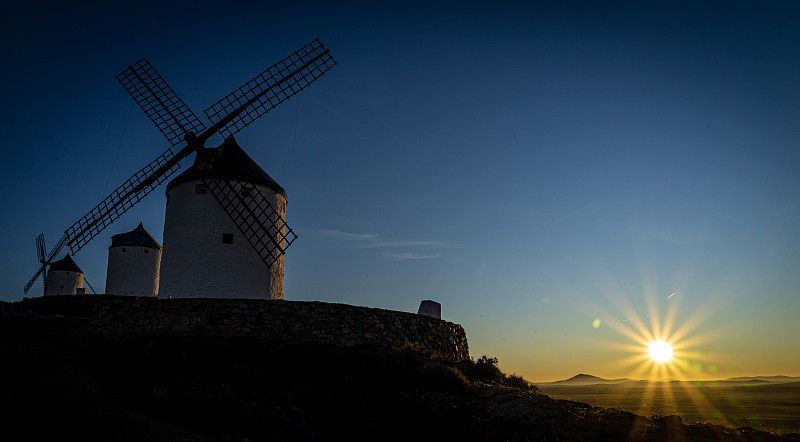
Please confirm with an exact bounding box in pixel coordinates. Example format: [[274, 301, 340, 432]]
[[144, 249, 149, 254], [222, 233, 234, 244], [195, 184, 208, 194], [122, 248, 127, 252]]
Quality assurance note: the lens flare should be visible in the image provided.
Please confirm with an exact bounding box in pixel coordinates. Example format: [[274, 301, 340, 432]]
[[648, 340, 673, 363]]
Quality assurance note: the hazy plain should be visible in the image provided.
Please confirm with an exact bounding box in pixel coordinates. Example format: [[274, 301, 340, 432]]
[[538, 378, 800, 434]]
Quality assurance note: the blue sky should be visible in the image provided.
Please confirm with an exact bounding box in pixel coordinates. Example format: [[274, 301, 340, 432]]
[[1, 1, 799, 381]]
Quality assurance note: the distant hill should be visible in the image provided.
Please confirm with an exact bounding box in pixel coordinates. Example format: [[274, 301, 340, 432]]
[[544, 373, 632, 386], [539, 374, 800, 386], [725, 375, 800, 383]]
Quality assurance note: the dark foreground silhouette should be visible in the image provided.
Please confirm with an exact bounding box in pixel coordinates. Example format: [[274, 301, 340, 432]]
[[2, 302, 799, 441]]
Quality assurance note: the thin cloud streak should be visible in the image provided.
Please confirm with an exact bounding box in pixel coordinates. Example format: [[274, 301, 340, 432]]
[[535, 205, 596, 227], [366, 240, 453, 249], [383, 252, 441, 260], [312, 229, 452, 260], [313, 229, 378, 241], [313, 229, 453, 249]]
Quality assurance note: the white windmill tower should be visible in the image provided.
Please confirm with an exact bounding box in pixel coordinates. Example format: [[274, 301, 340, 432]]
[[44, 255, 88, 296], [23, 40, 337, 299], [105, 223, 162, 296], [159, 138, 288, 299]]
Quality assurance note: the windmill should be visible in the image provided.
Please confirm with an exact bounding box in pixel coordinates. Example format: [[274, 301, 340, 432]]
[[27, 233, 54, 294], [23, 39, 337, 296]]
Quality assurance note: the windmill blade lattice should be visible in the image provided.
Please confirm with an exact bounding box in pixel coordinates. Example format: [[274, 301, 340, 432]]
[[24, 234, 47, 294], [23, 233, 67, 294], [204, 39, 337, 140], [36, 233, 45, 264], [64, 147, 180, 255], [35, 233, 48, 291], [23, 263, 45, 294], [203, 179, 297, 267], [117, 58, 207, 146]]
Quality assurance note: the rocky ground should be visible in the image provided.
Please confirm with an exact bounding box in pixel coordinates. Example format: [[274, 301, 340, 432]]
[[0, 311, 214, 441], [2, 300, 799, 441]]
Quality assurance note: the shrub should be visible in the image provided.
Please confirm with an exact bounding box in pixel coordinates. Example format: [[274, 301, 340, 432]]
[[506, 373, 539, 393], [455, 356, 539, 393], [457, 355, 504, 383]]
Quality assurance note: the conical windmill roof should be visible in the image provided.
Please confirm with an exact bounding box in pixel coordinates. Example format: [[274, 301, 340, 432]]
[[49, 255, 83, 273], [166, 137, 287, 197], [110, 223, 162, 250]]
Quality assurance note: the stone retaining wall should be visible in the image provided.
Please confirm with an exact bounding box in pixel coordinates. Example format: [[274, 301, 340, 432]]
[[90, 298, 469, 361], [19, 294, 113, 317]]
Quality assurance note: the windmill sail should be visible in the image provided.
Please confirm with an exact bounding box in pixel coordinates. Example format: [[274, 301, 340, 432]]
[[23, 233, 67, 294], [203, 178, 297, 267], [204, 38, 337, 140], [35, 233, 45, 264], [64, 148, 180, 255], [117, 58, 207, 146]]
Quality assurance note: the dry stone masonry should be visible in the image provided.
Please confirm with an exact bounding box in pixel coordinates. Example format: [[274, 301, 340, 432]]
[[91, 298, 469, 361]]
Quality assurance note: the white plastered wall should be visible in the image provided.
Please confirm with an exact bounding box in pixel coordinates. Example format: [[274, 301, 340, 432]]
[[105, 246, 161, 296], [44, 270, 83, 296], [158, 179, 286, 299]]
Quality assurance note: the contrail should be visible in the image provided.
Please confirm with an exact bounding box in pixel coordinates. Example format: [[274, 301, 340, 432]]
[[667, 291, 677, 299]]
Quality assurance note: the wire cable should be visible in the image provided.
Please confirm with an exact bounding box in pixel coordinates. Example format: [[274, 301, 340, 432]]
[[104, 104, 133, 196], [292, 95, 300, 168]]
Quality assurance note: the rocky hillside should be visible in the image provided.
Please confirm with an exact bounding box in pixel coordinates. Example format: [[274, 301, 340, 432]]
[[87, 336, 799, 441], [2, 300, 799, 441]]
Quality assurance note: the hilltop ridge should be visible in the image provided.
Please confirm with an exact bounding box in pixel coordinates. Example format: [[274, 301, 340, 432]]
[[3, 301, 799, 441]]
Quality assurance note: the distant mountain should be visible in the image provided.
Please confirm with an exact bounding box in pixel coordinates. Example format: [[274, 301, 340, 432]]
[[724, 375, 800, 383], [546, 374, 632, 386], [540, 374, 800, 386]]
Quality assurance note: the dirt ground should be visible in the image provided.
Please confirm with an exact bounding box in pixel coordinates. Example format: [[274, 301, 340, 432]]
[[0, 315, 217, 441]]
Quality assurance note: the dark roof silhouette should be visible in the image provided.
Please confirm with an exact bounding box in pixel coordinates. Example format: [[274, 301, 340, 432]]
[[49, 255, 82, 273], [110, 223, 162, 250], [166, 137, 286, 197]]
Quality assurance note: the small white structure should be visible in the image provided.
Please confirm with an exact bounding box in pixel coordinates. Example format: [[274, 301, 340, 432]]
[[158, 138, 286, 299], [417, 300, 442, 319], [105, 223, 162, 296], [45, 255, 88, 296]]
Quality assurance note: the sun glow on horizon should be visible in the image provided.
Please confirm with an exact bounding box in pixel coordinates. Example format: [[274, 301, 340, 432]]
[[577, 284, 726, 382], [571, 284, 743, 428]]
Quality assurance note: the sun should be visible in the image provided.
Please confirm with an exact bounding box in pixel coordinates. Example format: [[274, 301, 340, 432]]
[[648, 341, 673, 363]]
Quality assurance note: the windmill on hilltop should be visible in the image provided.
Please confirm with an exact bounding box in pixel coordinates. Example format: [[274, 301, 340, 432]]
[[24, 39, 337, 299]]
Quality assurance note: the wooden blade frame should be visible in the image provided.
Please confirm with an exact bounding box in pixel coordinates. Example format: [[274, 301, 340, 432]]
[[35, 234, 47, 292], [64, 148, 180, 255], [35, 233, 45, 263], [203, 178, 297, 267], [117, 58, 207, 146], [23, 233, 66, 294], [204, 38, 337, 140]]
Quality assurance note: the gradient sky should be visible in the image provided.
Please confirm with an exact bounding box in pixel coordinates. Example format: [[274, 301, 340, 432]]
[[2, 1, 798, 382]]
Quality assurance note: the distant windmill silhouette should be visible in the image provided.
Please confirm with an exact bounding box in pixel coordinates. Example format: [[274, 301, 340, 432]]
[[24, 39, 337, 295], [25, 233, 55, 294]]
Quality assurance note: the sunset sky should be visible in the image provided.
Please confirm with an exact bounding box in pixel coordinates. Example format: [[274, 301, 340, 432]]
[[1, 1, 798, 382]]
